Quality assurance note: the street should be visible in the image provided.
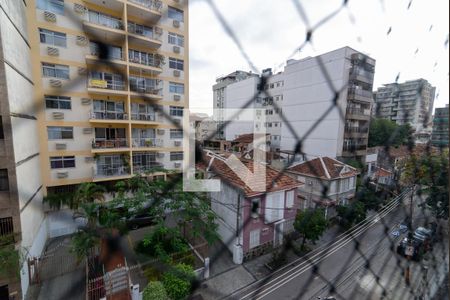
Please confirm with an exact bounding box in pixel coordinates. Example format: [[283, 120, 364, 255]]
[[227, 191, 448, 300]]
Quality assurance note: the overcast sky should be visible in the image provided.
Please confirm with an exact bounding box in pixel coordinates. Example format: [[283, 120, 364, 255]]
[[188, 0, 449, 114]]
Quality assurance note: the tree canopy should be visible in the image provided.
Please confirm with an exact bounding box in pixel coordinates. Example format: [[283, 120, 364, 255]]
[[368, 118, 413, 147], [294, 209, 328, 249]]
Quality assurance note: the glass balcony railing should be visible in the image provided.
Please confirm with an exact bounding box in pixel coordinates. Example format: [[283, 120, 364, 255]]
[[90, 111, 127, 120], [128, 50, 164, 68], [127, 22, 162, 41], [348, 87, 373, 99], [343, 144, 367, 152], [94, 166, 129, 178], [92, 139, 128, 149], [345, 127, 369, 134], [132, 138, 163, 148], [128, 0, 163, 12], [88, 75, 125, 91], [133, 162, 164, 174], [346, 107, 371, 116], [86, 11, 124, 30], [130, 113, 156, 121]]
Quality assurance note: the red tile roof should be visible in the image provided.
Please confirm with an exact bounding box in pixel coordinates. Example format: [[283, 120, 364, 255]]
[[200, 153, 302, 197], [287, 157, 359, 180], [232, 133, 269, 144], [374, 167, 393, 177]]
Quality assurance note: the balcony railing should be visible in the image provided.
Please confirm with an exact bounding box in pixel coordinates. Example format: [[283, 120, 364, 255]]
[[345, 127, 369, 134], [92, 139, 128, 149], [86, 12, 124, 30], [346, 108, 371, 116], [94, 166, 129, 178], [129, 85, 162, 96], [128, 0, 162, 12], [127, 23, 162, 41], [128, 52, 164, 68], [132, 138, 163, 148], [88, 78, 125, 91], [343, 144, 367, 152], [133, 162, 164, 174], [90, 111, 128, 120], [348, 87, 373, 99], [130, 113, 156, 121]]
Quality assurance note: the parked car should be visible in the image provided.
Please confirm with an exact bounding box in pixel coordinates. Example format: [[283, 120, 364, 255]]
[[413, 227, 433, 243], [126, 211, 163, 230]]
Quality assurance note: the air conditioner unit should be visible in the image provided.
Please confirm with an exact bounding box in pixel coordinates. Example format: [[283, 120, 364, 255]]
[[173, 20, 180, 28], [157, 152, 165, 158], [78, 67, 87, 75], [76, 36, 88, 46], [55, 143, 67, 150], [83, 128, 93, 134], [49, 79, 62, 87], [56, 171, 69, 178], [173, 94, 181, 101], [73, 3, 86, 14], [173, 46, 180, 54], [52, 112, 64, 120], [47, 47, 59, 56], [81, 98, 91, 105], [174, 141, 181, 147], [44, 11, 57, 22], [174, 162, 181, 168], [173, 70, 181, 77], [85, 156, 94, 163], [157, 129, 165, 135]]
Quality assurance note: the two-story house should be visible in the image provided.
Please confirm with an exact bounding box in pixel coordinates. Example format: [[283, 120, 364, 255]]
[[199, 153, 302, 263], [286, 157, 359, 219]]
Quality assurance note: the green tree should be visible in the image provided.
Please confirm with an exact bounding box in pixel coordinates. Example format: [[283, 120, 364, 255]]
[[368, 118, 413, 147], [72, 182, 107, 209], [143, 281, 168, 300], [336, 201, 366, 229], [294, 209, 328, 250], [162, 263, 196, 300], [356, 185, 382, 211]]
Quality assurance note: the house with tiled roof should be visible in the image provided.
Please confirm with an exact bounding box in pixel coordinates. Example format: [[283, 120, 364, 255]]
[[198, 152, 302, 263], [371, 167, 394, 187], [286, 157, 359, 218]]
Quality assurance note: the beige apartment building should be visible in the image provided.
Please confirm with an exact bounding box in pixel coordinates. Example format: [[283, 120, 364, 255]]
[[27, 0, 189, 194]]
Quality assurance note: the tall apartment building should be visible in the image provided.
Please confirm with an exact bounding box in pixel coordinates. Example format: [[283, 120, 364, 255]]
[[280, 47, 375, 161], [1, 1, 47, 299], [374, 79, 435, 132], [26, 0, 188, 195], [213, 47, 375, 160], [431, 105, 449, 147]]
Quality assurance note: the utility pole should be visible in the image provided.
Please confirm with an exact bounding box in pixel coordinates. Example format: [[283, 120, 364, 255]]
[[405, 185, 415, 286]]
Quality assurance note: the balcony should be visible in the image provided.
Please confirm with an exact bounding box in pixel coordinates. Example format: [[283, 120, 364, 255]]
[[87, 77, 127, 96], [346, 107, 371, 120], [83, 12, 125, 41], [128, 23, 162, 49], [130, 113, 157, 122], [89, 111, 129, 123], [92, 139, 128, 150], [133, 162, 164, 174], [342, 144, 367, 156], [128, 51, 164, 75], [86, 43, 126, 69], [127, 0, 162, 21], [129, 85, 163, 100], [347, 87, 373, 103], [132, 138, 163, 148], [344, 126, 369, 138], [93, 166, 130, 180]]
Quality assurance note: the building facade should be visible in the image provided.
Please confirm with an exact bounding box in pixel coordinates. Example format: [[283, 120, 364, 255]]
[[374, 79, 435, 132], [26, 0, 188, 194], [214, 47, 376, 161], [431, 105, 449, 147], [0, 1, 47, 298]]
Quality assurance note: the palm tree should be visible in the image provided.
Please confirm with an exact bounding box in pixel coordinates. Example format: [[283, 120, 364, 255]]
[[72, 182, 107, 209]]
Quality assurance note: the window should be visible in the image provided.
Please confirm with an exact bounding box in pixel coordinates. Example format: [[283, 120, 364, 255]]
[[0, 169, 9, 191], [0, 116, 4, 140], [249, 229, 260, 249], [37, 0, 64, 15], [50, 156, 76, 169], [168, 6, 184, 22], [170, 152, 183, 161], [286, 190, 295, 208], [168, 32, 184, 47], [91, 42, 122, 60], [251, 198, 261, 218], [169, 82, 184, 94], [170, 129, 183, 139], [169, 57, 184, 71], [170, 106, 183, 117], [47, 126, 73, 139], [39, 29, 66, 47], [42, 63, 70, 79], [45, 95, 71, 109]]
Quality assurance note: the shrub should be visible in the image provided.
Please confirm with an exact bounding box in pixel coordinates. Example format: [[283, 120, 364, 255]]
[[143, 281, 168, 300], [162, 263, 196, 300]]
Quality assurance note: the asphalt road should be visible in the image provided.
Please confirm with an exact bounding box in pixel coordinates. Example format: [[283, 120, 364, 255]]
[[228, 190, 448, 300]]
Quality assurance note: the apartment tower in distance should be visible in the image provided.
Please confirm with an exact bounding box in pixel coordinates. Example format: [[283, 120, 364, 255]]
[[280, 47, 375, 161], [1, 1, 47, 299], [374, 79, 435, 132], [431, 104, 449, 147], [26, 0, 188, 193]]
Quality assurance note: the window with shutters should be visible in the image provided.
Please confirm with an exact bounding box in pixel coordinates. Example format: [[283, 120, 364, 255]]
[[249, 229, 260, 249], [286, 190, 294, 208]]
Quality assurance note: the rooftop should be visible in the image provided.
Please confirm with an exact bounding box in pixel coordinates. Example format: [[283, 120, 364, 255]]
[[287, 157, 359, 180]]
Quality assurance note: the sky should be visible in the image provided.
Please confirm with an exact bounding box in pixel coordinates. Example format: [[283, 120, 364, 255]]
[[188, 0, 449, 114]]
